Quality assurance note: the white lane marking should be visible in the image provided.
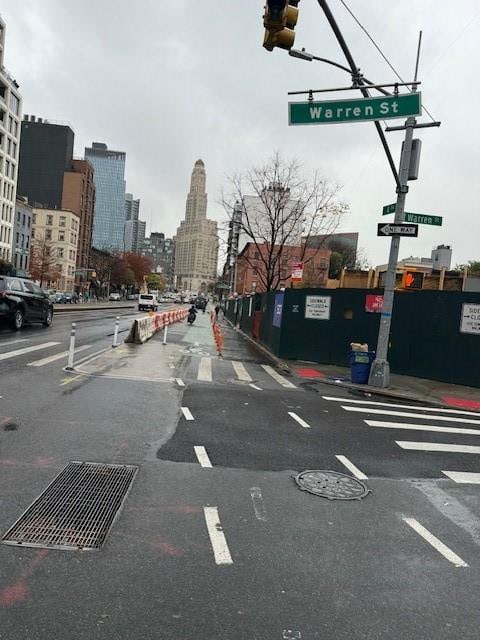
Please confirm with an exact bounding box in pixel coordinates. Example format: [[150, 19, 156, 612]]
[[181, 407, 194, 421], [262, 365, 296, 389], [71, 346, 111, 367], [0, 338, 29, 347], [194, 446, 213, 468], [335, 455, 368, 480], [27, 344, 92, 367], [342, 406, 480, 425], [323, 396, 480, 417], [197, 357, 212, 382], [288, 411, 311, 429], [176, 378, 185, 387], [365, 419, 480, 436], [396, 441, 480, 454], [250, 487, 268, 521], [0, 342, 61, 362], [403, 517, 468, 568], [203, 507, 233, 565], [232, 361, 252, 382], [442, 471, 480, 484], [249, 383, 263, 391]]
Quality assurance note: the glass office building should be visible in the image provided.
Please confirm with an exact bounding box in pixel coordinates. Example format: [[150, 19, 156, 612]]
[[85, 142, 126, 250]]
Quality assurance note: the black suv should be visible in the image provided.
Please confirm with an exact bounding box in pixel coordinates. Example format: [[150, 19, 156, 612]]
[[0, 276, 54, 330]]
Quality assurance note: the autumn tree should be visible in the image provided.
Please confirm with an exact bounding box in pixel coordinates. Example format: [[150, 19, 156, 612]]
[[222, 153, 348, 292], [124, 252, 153, 286], [29, 235, 59, 287], [145, 273, 166, 292]]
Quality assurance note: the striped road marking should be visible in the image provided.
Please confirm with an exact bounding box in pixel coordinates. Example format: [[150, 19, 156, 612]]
[[0, 338, 29, 347], [176, 378, 185, 387], [27, 344, 92, 367], [442, 471, 480, 484], [396, 441, 480, 454], [335, 455, 368, 480], [403, 517, 468, 568], [342, 406, 480, 425], [203, 507, 233, 565], [232, 361, 252, 382], [0, 342, 61, 362], [262, 365, 296, 389], [249, 383, 263, 391], [288, 412, 311, 429], [197, 357, 212, 382], [60, 374, 83, 386], [322, 396, 480, 417], [181, 407, 194, 421], [365, 419, 480, 436], [194, 446, 213, 468]]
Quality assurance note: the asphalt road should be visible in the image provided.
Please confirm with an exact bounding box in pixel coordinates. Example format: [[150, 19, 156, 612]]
[[0, 308, 479, 639]]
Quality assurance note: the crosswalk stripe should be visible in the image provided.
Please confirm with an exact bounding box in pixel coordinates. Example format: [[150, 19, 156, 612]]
[[365, 419, 480, 436], [0, 342, 61, 362], [442, 471, 480, 484], [232, 361, 252, 382], [403, 517, 468, 568], [396, 441, 480, 454], [261, 365, 296, 389], [203, 507, 233, 565], [335, 455, 368, 479], [181, 407, 194, 421], [322, 396, 480, 417], [197, 357, 212, 382], [194, 446, 213, 468], [288, 411, 311, 429], [0, 338, 29, 348], [27, 344, 92, 367], [342, 405, 480, 425]]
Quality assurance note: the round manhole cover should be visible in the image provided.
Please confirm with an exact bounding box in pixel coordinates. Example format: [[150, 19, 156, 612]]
[[294, 470, 370, 500]]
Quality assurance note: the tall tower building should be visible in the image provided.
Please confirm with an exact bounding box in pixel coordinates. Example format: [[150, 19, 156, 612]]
[[174, 159, 218, 292], [85, 142, 126, 251], [124, 192, 145, 253], [0, 17, 22, 263]]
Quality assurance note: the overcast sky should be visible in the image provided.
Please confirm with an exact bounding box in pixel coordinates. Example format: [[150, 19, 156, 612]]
[[2, 0, 479, 267]]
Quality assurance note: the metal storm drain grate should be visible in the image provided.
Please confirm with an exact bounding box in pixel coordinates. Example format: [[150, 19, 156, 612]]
[[2, 461, 138, 550], [294, 470, 370, 500]]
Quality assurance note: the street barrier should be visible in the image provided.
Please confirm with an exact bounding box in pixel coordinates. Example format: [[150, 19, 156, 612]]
[[125, 309, 189, 344], [211, 315, 224, 356]]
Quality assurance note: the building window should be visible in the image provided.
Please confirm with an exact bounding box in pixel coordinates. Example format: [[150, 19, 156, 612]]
[[32, 213, 37, 224], [59, 216, 66, 227], [45, 229, 52, 241], [31, 228, 35, 239], [46, 215, 53, 226], [9, 93, 20, 116], [58, 231, 65, 241], [57, 248, 64, 258]]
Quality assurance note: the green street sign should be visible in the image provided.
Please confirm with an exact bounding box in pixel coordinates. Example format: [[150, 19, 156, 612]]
[[404, 212, 443, 226], [382, 203, 396, 215], [289, 93, 421, 126]]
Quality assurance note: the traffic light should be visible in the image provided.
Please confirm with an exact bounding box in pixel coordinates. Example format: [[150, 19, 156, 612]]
[[402, 270, 424, 289], [263, 1, 300, 52]]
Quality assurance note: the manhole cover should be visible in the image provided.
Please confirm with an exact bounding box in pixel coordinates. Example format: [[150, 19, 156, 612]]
[[2, 461, 138, 550], [294, 470, 370, 500]]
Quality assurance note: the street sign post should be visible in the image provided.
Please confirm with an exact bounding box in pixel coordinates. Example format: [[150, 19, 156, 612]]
[[382, 206, 443, 226], [377, 223, 418, 237], [289, 93, 421, 126]]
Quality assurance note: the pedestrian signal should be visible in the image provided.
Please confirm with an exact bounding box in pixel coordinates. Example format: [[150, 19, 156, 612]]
[[402, 271, 424, 289]]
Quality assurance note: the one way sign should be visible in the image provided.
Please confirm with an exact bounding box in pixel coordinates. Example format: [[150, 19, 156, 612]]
[[377, 223, 418, 237]]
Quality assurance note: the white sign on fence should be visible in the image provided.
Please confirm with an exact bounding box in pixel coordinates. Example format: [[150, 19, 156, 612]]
[[305, 295, 331, 320], [460, 303, 480, 335]]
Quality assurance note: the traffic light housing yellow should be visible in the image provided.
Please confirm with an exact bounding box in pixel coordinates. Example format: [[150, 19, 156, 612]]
[[402, 270, 424, 289], [263, 1, 300, 52]]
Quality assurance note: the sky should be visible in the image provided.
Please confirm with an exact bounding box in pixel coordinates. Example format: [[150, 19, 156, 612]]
[[1, 0, 479, 268]]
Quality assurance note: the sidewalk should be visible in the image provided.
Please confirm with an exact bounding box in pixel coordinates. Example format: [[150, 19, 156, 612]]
[[221, 317, 480, 411]]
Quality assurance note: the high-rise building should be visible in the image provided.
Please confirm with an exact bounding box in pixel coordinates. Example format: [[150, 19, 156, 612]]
[[124, 192, 146, 253], [174, 159, 218, 292], [0, 17, 22, 262], [62, 159, 95, 272], [85, 142, 126, 251], [12, 197, 32, 276], [141, 232, 175, 282]]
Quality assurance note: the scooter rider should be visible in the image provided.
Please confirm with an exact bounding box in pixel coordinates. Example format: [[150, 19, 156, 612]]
[[188, 305, 197, 324]]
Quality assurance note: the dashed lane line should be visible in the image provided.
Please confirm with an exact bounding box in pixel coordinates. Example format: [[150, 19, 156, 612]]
[[288, 411, 311, 429], [323, 396, 480, 417], [27, 344, 92, 367], [181, 407, 194, 421], [442, 471, 480, 484], [0, 341, 61, 362], [335, 455, 368, 480], [403, 517, 468, 568], [365, 419, 480, 436], [203, 507, 233, 565], [194, 446, 213, 468], [342, 405, 480, 425], [262, 365, 296, 389], [197, 357, 212, 382], [232, 361, 252, 382], [396, 441, 480, 454]]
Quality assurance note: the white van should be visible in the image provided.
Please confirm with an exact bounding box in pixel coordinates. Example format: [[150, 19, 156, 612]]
[[138, 292, 158, 312]]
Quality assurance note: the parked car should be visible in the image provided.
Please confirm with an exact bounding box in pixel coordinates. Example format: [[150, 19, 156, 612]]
[[127, 293, 138, 300], [0, 276, 54, 330], [138, 293, 158, 312], [109, 292, 121, 301]]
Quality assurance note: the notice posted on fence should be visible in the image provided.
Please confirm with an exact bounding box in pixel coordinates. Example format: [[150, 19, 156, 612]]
[[460, 303, 480, 335], [305, 295, 331, 320]]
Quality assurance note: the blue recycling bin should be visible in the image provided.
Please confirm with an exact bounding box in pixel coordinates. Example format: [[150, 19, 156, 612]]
[[348, 351, 375, 384]]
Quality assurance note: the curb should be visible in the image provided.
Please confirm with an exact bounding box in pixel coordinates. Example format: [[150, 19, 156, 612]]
[[54, 305, 135, 312]]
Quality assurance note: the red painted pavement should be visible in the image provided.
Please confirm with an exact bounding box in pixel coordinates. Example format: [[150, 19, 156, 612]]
[[442, 396, 480, 411], [295, 368, 326, 378]]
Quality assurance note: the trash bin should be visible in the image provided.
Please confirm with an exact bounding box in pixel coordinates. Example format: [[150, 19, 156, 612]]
[[348, 351, 375, 384]]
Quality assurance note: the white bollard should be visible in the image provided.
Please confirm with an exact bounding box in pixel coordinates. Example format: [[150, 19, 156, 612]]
[[163, 321, 168, 345], [66, 322, 76, 370], [112, 316, 120, 347]]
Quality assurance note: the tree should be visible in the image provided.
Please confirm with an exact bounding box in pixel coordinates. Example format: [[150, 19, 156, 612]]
[[145, 273, 166, 292], [455, 260, 480, 276], [29, 236, 59, 287], [124, 252, 153, 286], [222, 152, 348, 291], [328, 252, 344, 279]]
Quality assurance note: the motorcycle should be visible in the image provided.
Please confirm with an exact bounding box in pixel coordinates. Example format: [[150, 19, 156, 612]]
[[187, 309, 197, 325]]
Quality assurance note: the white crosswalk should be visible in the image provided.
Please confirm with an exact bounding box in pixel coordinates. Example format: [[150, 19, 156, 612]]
[[189, 357, 297, 390], [0, 341, 61, 362], [323, 395, 480, 484], [27, 344, 92, 367], [0, 340, 97, 368]]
